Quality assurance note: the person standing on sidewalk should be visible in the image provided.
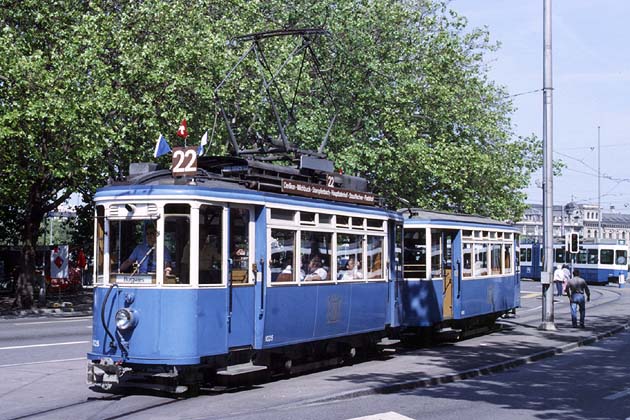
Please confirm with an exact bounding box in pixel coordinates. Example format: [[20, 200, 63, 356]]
[[553, 265, 565, 297], [566, 269, 591, 328]]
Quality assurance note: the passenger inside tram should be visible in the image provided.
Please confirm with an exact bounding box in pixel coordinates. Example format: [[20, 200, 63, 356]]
[[119, 224, 172, 275]]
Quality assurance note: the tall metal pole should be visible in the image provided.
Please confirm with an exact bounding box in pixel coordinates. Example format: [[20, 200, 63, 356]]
[[540, 0, 556, 330], [598, 126, 601, 241]]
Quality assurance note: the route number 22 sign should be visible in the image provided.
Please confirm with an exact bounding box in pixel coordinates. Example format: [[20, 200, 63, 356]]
[[171, 147, 197, 177]]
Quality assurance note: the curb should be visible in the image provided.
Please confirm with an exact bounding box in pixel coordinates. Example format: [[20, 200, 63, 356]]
[[0, 308, 93, 319], [302, 321, 630, 405]]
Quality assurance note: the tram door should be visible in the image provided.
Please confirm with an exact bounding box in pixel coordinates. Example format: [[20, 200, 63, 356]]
[[227, 206, 256, 348], [432, 229, 457, 320]]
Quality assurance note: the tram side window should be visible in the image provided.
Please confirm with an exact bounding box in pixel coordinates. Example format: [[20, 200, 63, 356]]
[[616, 249, 627, 265], [230, 208, 250, 284], [403, 229, 426, 279], [164, 204, 190, 284], [271, 229, 296, 282], [337, 233, 364, 281], [577, 250, 588, 264], [462, 242, 472, 277], [521, 248, 531, 263], [197, 205, 222, 284], [600, 249, 614, 265], [554, 248, 565, 264], [475, 243, 488, 276], [587, 249, 599, 265], [367, 235, 384, 279], [395, 224, 403, 278], [300, 231, 332, 281], [504, 244, 513, 274], [430, 230, 442, 278], [96, 206, 105, 284], [490, 244, 501, 275]]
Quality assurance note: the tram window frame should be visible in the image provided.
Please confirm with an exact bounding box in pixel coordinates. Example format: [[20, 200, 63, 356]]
[[95, 205, 105, 285], [163, 205, 191, 286], [319, 213, 333, 226], [270, 228, 297, 283], [336, 233, 364, 281], [430, 230, 442, 279], [520, 247, 531, 263], [587, 249, 599, 265], [229, 207, 252, 285], [577, 249, 588, 264], [490, 243, 501, 275], [351, 217, 365, 229], [403, 228, 427, 280], [462, 242, 473, 277], [504, 243, 513, 274], [270, 208, 296, 222], [554, 248, 565, 264], [336, 215, 350, 228], [600, 249, 614, 265], [197, 204, 223, 286], [300, 230, 333, 282], [299, 211, 316, 225], [474, 243, 489, 276], [367, 219, 385, 231], [366, 235, 384, 280], [108, 219, 163, 286], [616, 249, 627, 265]]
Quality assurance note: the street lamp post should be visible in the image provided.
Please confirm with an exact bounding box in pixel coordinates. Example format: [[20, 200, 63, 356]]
[[540, 0, 556, 330]]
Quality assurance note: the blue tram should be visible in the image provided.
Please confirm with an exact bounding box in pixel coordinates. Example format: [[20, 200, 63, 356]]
[[88, 157, 403, 392], [519, 242, 627, 285], [398, 210, 520, 331]]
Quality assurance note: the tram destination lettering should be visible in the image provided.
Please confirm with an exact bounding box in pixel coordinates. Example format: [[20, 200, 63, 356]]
[[281, 179, 375, 205]]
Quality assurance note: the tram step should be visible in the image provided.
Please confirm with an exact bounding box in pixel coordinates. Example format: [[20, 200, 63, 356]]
[[437, 327, 462, 334], [216, 362, 268, 377], [376, 338, 401, 347]]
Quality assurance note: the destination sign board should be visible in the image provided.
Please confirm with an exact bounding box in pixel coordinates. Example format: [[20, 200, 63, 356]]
[[113, 274, 154, 284], [281, 179, 376, 205]]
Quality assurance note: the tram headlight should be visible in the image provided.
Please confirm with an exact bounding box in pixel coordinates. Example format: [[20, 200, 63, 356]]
[[115, 308, 138, 331]]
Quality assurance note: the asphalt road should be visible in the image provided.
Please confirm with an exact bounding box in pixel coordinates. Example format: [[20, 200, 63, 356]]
[[0, 281, 628, 420]]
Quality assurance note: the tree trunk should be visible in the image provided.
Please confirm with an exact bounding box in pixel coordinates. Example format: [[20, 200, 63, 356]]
[[13, 246, 37, 310]]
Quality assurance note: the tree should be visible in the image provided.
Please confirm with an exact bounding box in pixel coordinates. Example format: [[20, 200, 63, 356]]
[[0, 0, 541, 307]]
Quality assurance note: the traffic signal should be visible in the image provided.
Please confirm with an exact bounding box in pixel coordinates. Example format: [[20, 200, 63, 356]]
[[569, 232, 580, 254]]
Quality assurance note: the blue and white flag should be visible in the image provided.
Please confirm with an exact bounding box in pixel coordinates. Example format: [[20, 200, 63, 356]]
[[154, 134, 171, 158], [197, 130, 208, 156]]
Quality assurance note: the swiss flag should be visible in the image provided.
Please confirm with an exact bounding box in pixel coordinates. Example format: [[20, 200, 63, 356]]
[[177, 119, 188, 138]]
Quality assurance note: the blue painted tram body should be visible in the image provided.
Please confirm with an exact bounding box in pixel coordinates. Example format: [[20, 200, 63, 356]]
[[519, 242, 627, 285], [398, 210, 520, 331], [87, 158, 403, 391], [87, 160, 522, 392]]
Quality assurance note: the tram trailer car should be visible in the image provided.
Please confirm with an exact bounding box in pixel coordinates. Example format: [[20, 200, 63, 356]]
[[87, 158, 403, 393], [519, 242, 627, 285], [399, 210, 521, 333]]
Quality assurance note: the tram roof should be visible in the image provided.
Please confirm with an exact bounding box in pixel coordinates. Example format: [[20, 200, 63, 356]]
[[400, 208, 517, 230]]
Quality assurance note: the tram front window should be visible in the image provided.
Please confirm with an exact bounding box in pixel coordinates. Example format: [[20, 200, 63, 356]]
[[109, 219, 170, 284]]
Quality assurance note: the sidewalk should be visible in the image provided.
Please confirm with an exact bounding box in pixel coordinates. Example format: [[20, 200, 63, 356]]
[[0, 288, 93, 317], [288, 284, 630, 404]]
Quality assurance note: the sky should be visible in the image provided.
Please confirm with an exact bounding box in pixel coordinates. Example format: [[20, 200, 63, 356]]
[[449, 0, 630, 212]]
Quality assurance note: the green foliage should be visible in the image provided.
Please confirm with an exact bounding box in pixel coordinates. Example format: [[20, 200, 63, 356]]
[[0, 0, 541, 253]]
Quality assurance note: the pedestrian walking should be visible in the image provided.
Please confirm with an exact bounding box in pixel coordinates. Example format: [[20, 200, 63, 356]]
[[566, 269, 591, 328], [562, 263, 572, 295]]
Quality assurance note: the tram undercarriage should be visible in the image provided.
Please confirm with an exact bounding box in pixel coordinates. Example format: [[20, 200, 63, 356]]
[[87, 332, 389, 394]]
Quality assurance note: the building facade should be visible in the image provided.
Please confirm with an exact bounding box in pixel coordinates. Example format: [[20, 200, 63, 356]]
[[516, 202, 630, 244]]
